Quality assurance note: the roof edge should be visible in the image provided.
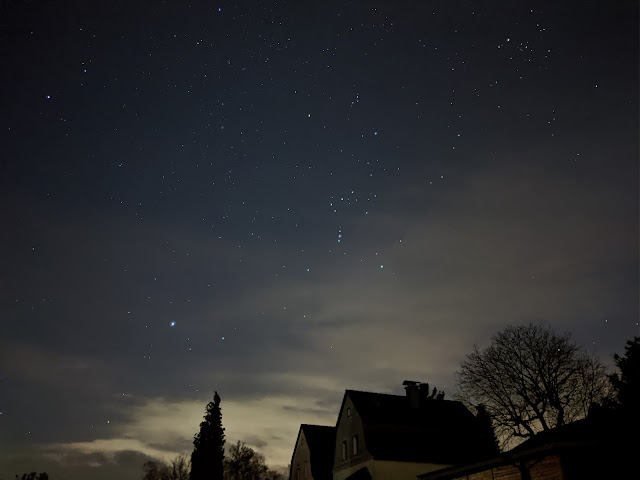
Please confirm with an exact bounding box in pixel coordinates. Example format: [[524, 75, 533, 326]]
[[417, 440, 595, 479]]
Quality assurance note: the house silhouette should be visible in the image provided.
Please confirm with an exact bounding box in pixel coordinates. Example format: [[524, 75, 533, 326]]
[[290, 381, 498, 480]]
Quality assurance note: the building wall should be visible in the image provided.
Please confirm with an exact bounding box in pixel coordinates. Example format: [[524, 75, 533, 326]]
[[291, 430, 313, 480], [447, 454, 564, 480], [374, 460, 449, 480], [333, 395, 371, 475], [332, 393, 453, 480], [333, 459, 449, 480], [332, 458, 375, 480]]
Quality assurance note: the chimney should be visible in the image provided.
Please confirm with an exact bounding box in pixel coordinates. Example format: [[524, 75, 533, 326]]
[[403, 380, 420, 408]]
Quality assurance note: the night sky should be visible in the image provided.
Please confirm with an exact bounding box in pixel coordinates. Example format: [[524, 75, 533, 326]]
[[1, 1, 638, 479]]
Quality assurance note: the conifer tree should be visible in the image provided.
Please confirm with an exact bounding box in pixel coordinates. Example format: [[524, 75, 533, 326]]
[[609, 337, 640, 419], [475, 404, 500, 455], [190, 392, 225, 480]]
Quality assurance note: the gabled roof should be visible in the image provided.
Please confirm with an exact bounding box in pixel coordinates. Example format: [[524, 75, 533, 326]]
[[301, 424, 336, 480], [290, 424, 335, 480], [345, 390, 476, 428], [338, 390, 496, 465]]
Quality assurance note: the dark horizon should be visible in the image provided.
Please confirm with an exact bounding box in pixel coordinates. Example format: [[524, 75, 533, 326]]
[[1, 1, 638, 479]]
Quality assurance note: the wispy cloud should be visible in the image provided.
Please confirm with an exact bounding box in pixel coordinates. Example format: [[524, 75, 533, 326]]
[[43, 393, 337, 469]]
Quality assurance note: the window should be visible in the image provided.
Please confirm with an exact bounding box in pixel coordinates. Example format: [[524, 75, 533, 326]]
[[295, 466, 300, 480], [352, 435, 359, 456], [341, 440, 347, 461], [347, 407, 351, 417]]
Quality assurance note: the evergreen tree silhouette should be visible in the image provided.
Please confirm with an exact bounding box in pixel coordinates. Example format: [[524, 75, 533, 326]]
[[190, 391, 225, 480], [475, 404, 500, 455], [610, 337, 640, 421]]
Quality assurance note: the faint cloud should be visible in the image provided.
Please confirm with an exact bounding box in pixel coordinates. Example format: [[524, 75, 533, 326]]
[[43, 393, 337, 468], [44, 439, 176, 464]]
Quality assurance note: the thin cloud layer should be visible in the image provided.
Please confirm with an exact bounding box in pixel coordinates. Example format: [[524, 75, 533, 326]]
[[1, 2, 637, 479]]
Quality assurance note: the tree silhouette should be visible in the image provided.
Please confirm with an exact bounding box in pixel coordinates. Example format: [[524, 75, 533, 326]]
[[456, 323, 608, 447], [474, 404, 499, 454], [143, 456, 190, 480], [191, 392, 225, 480], [169, 455, 191, 480], [609, 336, 640, 419], [142, 460, 169, 480], [223, 441, 267, 480]]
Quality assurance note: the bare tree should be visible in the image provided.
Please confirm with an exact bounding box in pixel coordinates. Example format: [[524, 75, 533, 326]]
[[456, 323, 608, 448], [223, 441, 268, 480], [169, 455, 191, 480], [16, 474, 48, 480], [143, 460, 170, 480], [142, 456, 190, 480]]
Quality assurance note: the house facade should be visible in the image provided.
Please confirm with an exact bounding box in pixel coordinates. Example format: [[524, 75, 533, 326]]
[[290, 424, 336, 480], [289, 381, 498, 480], [332, 382, 498, 480], [332, 391, 449, 480]]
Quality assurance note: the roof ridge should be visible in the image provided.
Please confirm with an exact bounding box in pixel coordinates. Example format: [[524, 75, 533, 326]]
[[346, 389, 464, 405], [346, 389, 403, 397]]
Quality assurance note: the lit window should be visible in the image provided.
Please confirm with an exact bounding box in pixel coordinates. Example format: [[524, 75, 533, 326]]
[[353, 435, 359, 456], [342, 440, 347, 460], [347, 407, 351, 417]]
